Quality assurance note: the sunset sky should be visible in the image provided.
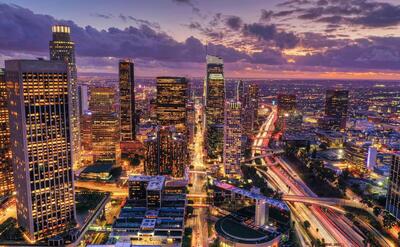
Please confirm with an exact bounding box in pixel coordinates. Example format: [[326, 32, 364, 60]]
[[1, 0, 400, 79]]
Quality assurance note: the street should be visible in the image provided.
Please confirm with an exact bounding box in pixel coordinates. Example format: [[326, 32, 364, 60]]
[[187, 103, 209, 247]]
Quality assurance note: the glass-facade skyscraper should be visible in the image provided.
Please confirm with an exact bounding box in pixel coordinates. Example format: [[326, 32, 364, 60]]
[[386, 153, 400, 220], [223, 100, 242, 178], [49, 25, 81, 168], [144, 126, 186, 178], [156, 76, 188, 135], [119, 59, 136, 141], [324, 89, 349, 130], [0, 68, 14, 198], [6, 59, 76, 241], [90, 87, 118, 163], [205, 55, 225, 160]]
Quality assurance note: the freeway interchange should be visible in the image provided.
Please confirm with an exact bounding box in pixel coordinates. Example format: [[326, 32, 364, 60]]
[[252, 106, 388, 247]]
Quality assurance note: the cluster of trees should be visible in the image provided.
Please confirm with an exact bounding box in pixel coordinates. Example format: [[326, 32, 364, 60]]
[[240, 164, 274, 197], [285, 145, 343, 197]]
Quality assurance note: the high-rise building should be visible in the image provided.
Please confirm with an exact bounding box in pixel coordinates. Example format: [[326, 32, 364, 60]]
[[187, 100, 195, 145], [119, 59, 136, 141], [78, 85, 89, 115], [277, 94, 299, 132], [6, 60, 75, 241], [277, 94, 296, 117], [236, 80, 244, 104], [223, 100, 242, 178], [144, 126, 186, 178], [90, 87, 118, 163], [205, 55, 225, 159], [0, 68, 13, 198], [324, 89, 349, 130], [243, 83, 259, 138], [49, 25, 81, 168], [386, 153, 400, 220], [80, 111, 92, 151], [156, 77, 188, 135]]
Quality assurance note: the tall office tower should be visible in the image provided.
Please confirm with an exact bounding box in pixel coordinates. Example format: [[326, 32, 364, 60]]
[[80, 111, 92, 151], [277, 94, 301, 132], [156, 77, 188, 135], [324, 89, 349, 130], [90, 87, 118, 163], [187, 100, 195, 145], [223, 100, 242, 178], [386, 153, 400, 220], [49, 25, 81, 168], [236, 80, 244, 103], [277, 94, 296, 117], [119, 59, 135, 141], [6, 60, 75, 241], [242, 83, 259, 137], [78, 85, 89, 115], [205, 55, 225, 159], [144, 126, 186, 178], [0, 68, 13, 198]]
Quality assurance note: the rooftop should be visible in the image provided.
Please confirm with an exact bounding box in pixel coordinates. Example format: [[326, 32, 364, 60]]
[[81, 161, 113, 174], [215, 216, 273, 244]]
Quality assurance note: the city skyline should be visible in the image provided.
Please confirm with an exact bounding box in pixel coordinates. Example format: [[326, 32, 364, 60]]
[[0, 1, 399, 247], [1, 0, 400, 79]]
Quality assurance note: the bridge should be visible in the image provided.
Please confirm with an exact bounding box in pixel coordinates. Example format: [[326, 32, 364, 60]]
[[241, 149, 284, 163], [188, 193, 365, 212], [282, 195, 364, 209]]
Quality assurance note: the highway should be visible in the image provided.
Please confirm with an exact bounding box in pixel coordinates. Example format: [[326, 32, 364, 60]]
[[254, 106, 365, 246], [187, 103, 209, 247]]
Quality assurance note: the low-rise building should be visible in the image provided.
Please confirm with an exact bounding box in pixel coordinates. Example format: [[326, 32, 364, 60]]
[[109, 175, 187, 246]]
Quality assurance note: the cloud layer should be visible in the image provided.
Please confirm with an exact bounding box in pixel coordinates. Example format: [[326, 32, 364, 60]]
[[1, 1, 400, 77]]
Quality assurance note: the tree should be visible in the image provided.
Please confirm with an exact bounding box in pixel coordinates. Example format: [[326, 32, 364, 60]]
[[303, 220, 311, 230], [383, 211, 397, 229], [373, 206, 382, 217]]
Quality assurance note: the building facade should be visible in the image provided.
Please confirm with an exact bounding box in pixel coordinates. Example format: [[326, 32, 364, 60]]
[[223, 100, 242, 178], [324, 89, 349, 130], [6, 60, 76, 241], [277, 94, 296, 118], [144, 126, 186, 178], [0, 68, 13, 198], [90, 87, 118, 164], [49, 25, 81, 168], [243, 83, 259, 137], [156, 77, 188, 135], [386, 153, 400, 220], [119, 59, 136, 141], [205, 55, 225, 159], [78, 84, 89, 115]]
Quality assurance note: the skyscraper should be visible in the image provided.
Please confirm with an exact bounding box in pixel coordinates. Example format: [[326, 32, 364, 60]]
[[243, 83, 259, 138], [156, 77, 188, 135], [236, 80, 244, 103], [0, 68, 13, 198], [90, 87, 118, 164], [324, 89, 349, 130], [49, 25, 81, 168], [144, 126, 186, 178], [6, 60, 75, 241], [78, 84, 89, 115], [386, 153, 400, 220], [205, 55, 225, 159], [277, 94, 296, 117], [223, 100, 242, 178], [277, 94, 302, 132], [119, 59, 136, 141]]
